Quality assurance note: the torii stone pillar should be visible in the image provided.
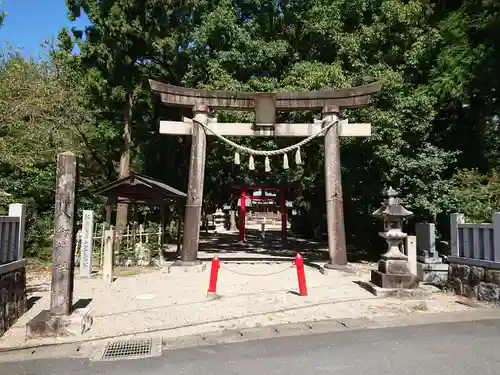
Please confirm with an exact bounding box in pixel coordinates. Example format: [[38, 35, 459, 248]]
[[174, 104, 208, 267], [323, 105, 347, 268]]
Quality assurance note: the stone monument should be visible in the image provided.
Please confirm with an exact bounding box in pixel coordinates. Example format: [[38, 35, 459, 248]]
[[260, 218, 266, 239], [415, 223, 448, 284], [26, 152, 93, 339], [79, 210, 94, 278], [229, 210, 237, 231], [223, 204, 237, 231], [360, 187, 420, 296]]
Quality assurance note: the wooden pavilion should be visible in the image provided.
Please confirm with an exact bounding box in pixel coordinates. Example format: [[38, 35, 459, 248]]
[[94, 173, 187, 254]]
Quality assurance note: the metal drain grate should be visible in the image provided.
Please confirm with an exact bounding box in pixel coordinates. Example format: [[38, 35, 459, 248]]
[[100, 338, 161, 361]]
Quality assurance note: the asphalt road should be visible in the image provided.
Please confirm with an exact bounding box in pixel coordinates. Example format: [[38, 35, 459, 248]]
[[4, 319, 500, 375]]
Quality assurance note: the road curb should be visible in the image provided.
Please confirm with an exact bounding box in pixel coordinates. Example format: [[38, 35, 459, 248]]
[[0, 307, 498, 362], [161, 307, 500, 351]]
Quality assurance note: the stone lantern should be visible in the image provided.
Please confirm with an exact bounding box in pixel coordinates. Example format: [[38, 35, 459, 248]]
[[213, 208, 226, 233], [370, 187, 418, 289]]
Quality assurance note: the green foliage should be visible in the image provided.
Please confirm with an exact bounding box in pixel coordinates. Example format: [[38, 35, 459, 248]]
[[1, 0, 500, 259], [55, 0, 500, 253], [449, 169, 500, 223], [0, 43, 104, 256]]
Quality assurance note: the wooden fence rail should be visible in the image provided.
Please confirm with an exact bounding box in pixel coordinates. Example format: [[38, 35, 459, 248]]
[[0, 203, 27, 338], [75, 223, 172, 267], [449, 212, 500, 269], [0, 204, 26, 267]]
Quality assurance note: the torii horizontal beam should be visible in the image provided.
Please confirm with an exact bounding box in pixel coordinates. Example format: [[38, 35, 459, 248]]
[[149, 80, 382, 110], [231, 184, 288, 190], [160, 118, 371, 137]]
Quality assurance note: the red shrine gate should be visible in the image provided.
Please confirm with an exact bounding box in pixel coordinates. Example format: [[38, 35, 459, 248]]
[[232, 185, 289, 243]]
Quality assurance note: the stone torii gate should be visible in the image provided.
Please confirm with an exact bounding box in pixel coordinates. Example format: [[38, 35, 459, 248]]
[[149, 80, 382, 270]]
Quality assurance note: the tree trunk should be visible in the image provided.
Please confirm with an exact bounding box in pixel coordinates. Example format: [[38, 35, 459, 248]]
[[115, 89, 133, 253]]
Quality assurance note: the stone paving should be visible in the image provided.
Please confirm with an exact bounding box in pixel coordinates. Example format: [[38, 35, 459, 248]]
[[0, 246, 474, 350]]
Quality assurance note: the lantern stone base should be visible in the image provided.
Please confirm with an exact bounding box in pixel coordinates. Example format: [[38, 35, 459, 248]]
[[371, 258, 419, 289], [357, 257, 420, 297], [357, 278, 431, 298], [370, 269, 418, 289]]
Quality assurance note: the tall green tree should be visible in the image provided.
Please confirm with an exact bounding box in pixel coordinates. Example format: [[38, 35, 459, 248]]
[[61, 0, 500, 255], [429, 0, 500, 170], [0, 42, 101, 256], [66, 0, 146, 231], [171, 0, 460, 240]]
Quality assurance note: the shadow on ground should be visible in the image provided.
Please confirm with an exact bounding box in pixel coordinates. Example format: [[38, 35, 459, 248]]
[[26, 296, 42, 311], [163, 229, 376, 263], [202, 229, 326, 260], [72, 298, 92, 310]]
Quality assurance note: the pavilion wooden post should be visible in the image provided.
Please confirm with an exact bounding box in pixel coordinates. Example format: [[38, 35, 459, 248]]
[[323, 105, 347, 268], [105, 204, 112, 225], [280, 186, 287, 243], [103, 229, 115, 284], [159, 203, 166, 261], [176, 202, 183, 256], [177, 104, 209, 264], [239, 187, 247, 243]]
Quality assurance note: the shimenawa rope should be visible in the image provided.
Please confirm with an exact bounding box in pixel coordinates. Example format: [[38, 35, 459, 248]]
[[192, 118, 339, 171]]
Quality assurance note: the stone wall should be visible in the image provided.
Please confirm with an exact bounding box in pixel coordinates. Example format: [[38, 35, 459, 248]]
[[0, 265, 26, 337], [448, 263, 500, 302]]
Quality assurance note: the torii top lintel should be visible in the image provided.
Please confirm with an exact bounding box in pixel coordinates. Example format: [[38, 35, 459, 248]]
[[148, 80, 382, 111]]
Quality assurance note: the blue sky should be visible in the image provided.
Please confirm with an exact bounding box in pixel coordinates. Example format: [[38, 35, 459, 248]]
[[0, 0, 90, 58]]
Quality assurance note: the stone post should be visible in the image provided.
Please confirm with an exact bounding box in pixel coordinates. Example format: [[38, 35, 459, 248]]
[[176, 202, 183, 256], [322, 105, 347, 268], [405, 235, 417, 276], [80, 210, 94, 278], [179, 104, 208, 264], [103, 229, 115, 284], [50, 152, 78, 316], [26, 153, 94, 338], [8, 203, 26, 260], [229, 210, 237, 231]]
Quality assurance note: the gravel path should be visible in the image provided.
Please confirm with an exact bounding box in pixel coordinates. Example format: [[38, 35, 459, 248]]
[[0, 259, 475, 350]]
